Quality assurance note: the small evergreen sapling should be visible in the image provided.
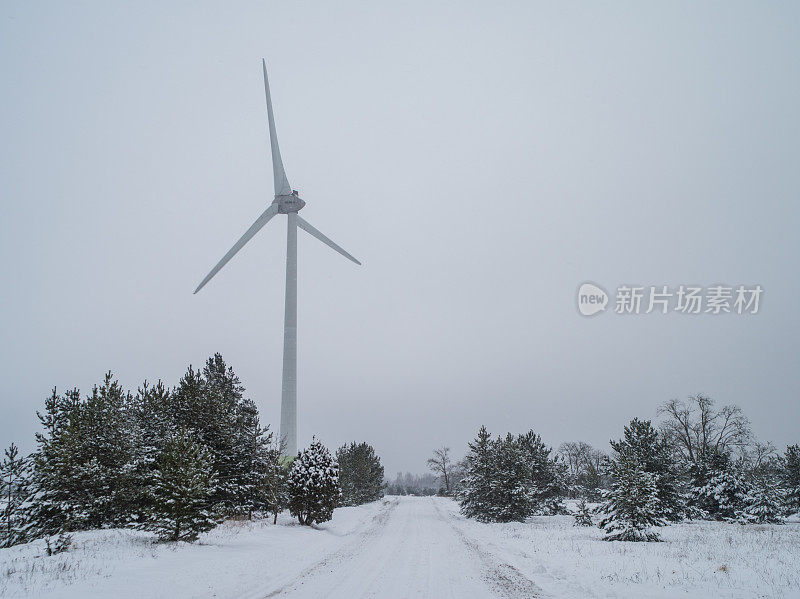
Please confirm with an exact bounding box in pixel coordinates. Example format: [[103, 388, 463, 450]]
[[288, 438, 340, 525], [149, 430, 220, 542], [44, 532, 72, 556], [573, 497, 593, 527]]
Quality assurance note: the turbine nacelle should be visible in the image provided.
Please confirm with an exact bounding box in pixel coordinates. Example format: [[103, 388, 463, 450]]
[[272, 190, 306, 214]]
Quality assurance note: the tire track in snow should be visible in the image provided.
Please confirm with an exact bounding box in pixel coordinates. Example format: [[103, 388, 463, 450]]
[[261, 497, 400, 598], [431, 499, 547, 599]]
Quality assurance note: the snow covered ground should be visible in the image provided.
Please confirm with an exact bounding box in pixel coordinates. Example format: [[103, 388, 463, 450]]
[[1, 496, 798, 598]]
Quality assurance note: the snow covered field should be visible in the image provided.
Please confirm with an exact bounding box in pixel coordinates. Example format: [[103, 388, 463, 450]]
[[1, 496, 798, 599]]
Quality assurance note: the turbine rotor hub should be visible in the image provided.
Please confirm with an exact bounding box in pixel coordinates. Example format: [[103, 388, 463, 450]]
[[273, 192, 306, 214]]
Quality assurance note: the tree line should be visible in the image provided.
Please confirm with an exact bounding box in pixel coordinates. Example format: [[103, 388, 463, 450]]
[[0, 354, 385, 548], [431, 394, 799, 541], [384, 472, 440, 496]]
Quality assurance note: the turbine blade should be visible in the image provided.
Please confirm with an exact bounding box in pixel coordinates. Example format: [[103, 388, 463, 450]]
[[194, 204, 280, 294], [262, 59, 292, 197], [296, 215, 361, 265]]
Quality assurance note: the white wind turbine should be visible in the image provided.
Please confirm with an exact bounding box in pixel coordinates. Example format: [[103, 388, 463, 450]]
[[194, 60, 361, 456]]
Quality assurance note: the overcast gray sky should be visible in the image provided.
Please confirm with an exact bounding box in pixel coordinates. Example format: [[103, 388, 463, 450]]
[[1, 1, 798, 476]]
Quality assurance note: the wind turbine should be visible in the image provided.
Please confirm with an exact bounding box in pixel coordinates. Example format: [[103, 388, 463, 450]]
[[194, 60, 361, 456]]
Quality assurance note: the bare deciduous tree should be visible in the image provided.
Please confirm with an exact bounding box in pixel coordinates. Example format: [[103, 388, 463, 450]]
[[557, 441, 607, 498], [587, 448, 606, 472], [427, 447, 453, 495], [557, 442, 595, 477], [746, 440, 778, 470], [658, 394, 750, 466]]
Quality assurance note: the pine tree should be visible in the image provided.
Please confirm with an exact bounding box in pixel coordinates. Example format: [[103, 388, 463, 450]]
[[485, 434, 537, 522], [288, 438, 340, 525], [171, 360, 237, 513], [149, 430, 220, 542], [171, 355, 268, 517], [1, 443, 31, 547], [579, 461, 603, 502], [545, 456, 569, 515], [611, 418, 683, 521], [203, 354, 248, 513], [264, 438, 291, 524], [231, 399, 272, 518], [29, 389, 69, 536], [79, 373, 139, 527], [518, 430, 561, 514], [573, 497, 593, 527], [30, 376, 140, 533], [599, 451, 664, 541], [22, 357, 279, 540], [29, 387, 88, 535], [688, 451, 728, 519], [691, 458, 749, 522], [783, 444, 800, 515], [743, 474, 784, 524], [459, 426, 495, 521], [336, 442, 385, 506], [127, 380, 174, 527], [459, 427, 565, 523]]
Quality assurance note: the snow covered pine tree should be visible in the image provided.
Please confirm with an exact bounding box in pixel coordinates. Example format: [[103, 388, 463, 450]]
[[610, 418, 683, 521], [459, 427, 564, 522], [170, 355, 273, 518], [599, 450, 664, 541], [489, 433, 538, 522], [1, 442, 31, 547], [29, 379, 140, 536], [263, 436, 291, 524], [149, 430, 220, 542], [743, 473, 784, 524], [127, 379, 174, 526], [783, 444, 800, 516], [691, 458, 750, 521], [458, 426, 495, 521], [288, 438, 340, 525], [518, 430, 563, 515], [573, 497, 593, 527]]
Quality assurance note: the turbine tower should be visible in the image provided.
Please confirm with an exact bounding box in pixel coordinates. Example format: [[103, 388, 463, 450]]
[[194, 60, 361, 456]]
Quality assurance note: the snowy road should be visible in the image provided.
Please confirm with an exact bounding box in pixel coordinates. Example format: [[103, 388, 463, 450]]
[[263, 496, 543, 599], [1, 496, 544, 599]]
